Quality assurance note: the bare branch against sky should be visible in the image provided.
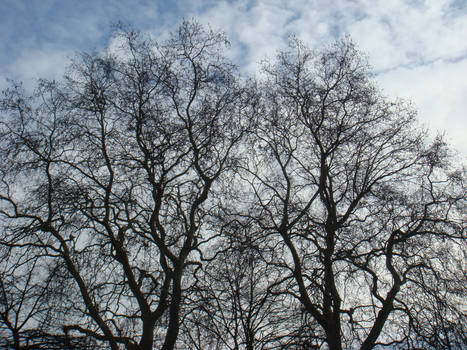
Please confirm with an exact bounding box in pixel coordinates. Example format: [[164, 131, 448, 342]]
[[0, 0, 466, 155], [0, 3, 466, 350]]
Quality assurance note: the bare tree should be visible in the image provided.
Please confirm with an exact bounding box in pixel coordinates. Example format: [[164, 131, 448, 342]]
[[0, 241, 98, 349], [180, 218, 298, 350], [241, 38, 466, 349], [0, 21, 252, 349], [0, 247, 50, 349], [1, 23, 465, 350]]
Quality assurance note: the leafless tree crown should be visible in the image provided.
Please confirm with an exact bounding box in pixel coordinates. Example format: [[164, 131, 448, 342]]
[[1, 21, 465, 350]]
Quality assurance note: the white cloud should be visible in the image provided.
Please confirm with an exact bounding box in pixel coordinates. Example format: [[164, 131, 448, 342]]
[[1, 0, 466, 154], [185, 0, 467, 155], [190, 0, 294, 74], [378, 57, 467, 155], [2, 47, 72, 93], [346, 0, 467, 71]]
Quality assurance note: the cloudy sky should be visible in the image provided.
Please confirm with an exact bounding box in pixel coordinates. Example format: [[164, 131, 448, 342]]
[[1, 0, 466, 155]]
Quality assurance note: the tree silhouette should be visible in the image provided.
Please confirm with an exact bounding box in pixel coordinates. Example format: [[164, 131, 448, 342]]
[[1, 21, 253, 349], [239, 38, 466, 349], [1, 22, 465, 350]]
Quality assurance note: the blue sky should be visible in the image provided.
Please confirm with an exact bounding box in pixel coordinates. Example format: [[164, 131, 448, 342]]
[[1, 0, 467, 154]]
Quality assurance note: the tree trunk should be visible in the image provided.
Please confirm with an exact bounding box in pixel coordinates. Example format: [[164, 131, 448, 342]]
[[161, 273, 182, 350]]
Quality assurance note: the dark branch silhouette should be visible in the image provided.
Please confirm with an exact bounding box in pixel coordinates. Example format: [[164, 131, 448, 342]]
[[0, 21, 465, 350]]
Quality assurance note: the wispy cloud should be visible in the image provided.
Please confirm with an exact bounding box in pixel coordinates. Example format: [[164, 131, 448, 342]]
[[1, 0, 466, 154], [187, 0, 467, 154]]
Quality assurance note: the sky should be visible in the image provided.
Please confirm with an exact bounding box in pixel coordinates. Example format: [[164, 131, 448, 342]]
[[1, 0, 466, 155]]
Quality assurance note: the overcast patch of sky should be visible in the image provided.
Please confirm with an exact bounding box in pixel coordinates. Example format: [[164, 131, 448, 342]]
[[0, 0, 177, 86], [0, 0, 466, 155]]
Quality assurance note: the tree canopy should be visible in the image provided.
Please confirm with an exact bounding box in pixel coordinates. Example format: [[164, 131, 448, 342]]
[[1, 21, 465, 350]]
